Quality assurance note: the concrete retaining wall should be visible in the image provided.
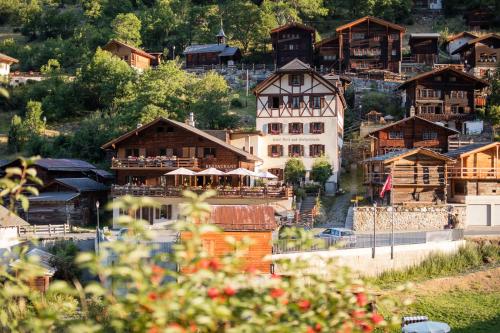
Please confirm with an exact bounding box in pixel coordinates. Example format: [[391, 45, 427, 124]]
[[271, 240, 466, 277]]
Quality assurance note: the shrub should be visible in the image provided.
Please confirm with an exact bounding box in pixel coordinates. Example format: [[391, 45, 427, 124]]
[[230, 97, 243, 108], [310, 156, 332, 188], [284, 158, 306, 186]]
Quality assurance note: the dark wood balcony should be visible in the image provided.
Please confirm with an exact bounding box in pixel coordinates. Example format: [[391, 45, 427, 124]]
[[111, 157, 199, 170]]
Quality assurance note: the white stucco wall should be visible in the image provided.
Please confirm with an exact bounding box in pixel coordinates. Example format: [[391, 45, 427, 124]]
[[0, 227, 21, 249], [0, 62, 10, 76]]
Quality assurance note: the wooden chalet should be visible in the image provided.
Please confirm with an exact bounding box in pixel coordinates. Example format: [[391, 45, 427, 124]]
[[464, 8, 495, 30], [446, 142, 499, 203], [271, 22, 316, 68], [11, 248, 57, 293], [397, 66, 489, 131], [408, 33, 440, 66], [365, 115, 459, 157], [103, 40, 156, 71], [315, 35, 340, 71], [183, 27, 241, 67], [335, 16, 406, 74], [414, 0, 442, 10], [181, 205, 277, 273], [0, 52, 19, 76], [446, 32, 478, 62], [363, 148, 455, 204], [452, 33, 500, 78]]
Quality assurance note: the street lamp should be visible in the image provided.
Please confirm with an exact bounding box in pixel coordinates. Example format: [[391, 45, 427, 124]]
[[172, 46, 176, 60], [96, 200, 100, 254]]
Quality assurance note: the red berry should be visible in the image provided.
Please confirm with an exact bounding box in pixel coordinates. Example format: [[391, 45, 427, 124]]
[[270, 288, 285, 298], [224, 286, 236, 296], [361, 323, 373, 333], [207, 287, 219, 299], [298, 299, 311, 311], [306, 327, 315, 333], [356, 293, 368, 307], [208, 258, 222, 271], [371, 313, 384, 325], [148, 326, 159, 333]]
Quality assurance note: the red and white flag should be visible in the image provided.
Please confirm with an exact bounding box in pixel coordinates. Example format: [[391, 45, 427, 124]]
[[379, 174, 392, 198]]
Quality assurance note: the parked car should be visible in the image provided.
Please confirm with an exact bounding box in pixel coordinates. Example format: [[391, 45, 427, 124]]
[[315, 228, 356, 246]]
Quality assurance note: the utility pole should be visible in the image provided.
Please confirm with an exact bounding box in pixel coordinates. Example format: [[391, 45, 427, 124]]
[[372, 201, 377, 258], [246, 69, 249, 107]]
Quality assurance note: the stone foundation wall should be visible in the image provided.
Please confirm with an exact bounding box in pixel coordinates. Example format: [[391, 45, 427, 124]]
[[352, 205, 466, 232]]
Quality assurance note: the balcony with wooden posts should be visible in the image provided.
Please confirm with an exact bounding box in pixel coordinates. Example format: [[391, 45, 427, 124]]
[[111, 157, 200, 170], [448, 167, 499, 180]]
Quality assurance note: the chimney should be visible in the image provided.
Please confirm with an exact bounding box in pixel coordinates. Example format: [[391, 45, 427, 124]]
[[187, 112, 195, 127], [409, 105, 415, 117]]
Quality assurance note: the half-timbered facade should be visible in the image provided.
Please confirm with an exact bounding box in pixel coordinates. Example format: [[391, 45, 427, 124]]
[[253, 59, 346, 189], [335, 16, 406, 74], [271, 23, 316, 68], [398, 67, 489, 131], [452, 33, 500, 79], [103, 40, 155, 71], [365, 116, 458, 157]]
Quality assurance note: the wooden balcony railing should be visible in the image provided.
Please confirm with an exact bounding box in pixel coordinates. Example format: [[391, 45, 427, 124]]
[[448, 167, 499, 179], [111, 157, 199, 169], [364, 166, 447, 186], [111, 185, 294, 199]]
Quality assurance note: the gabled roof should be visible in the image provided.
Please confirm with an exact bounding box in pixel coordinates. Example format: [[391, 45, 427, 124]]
[[11, 248, 57, 276], [48, 178, 109, 193], [366, 115, 459, 137], [445, 142, 499, 159], [103, 39, 156, 60], [451, 33, 500, 55], [91, 169, 114, 179], [397, 66, 489, 90], [447, 32, 478, 43], [101, 117, 261, 162], [184, 43, 227, 54], [210, 205, 277, 231], [278, 58, 311, 71], [270, 22, 316, 34], [2, 158, 97, 172], [315, 35, 339, 48], [364, 148, 455, 164], [336, 16, 406, 32], [0, 53, 19, 64], [29, 192, 80, 202], [0, 205, 29, 227]]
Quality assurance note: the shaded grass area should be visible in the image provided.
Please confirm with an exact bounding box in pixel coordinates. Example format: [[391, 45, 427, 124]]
[[370, 242, 500, 289], [228, 89, 256, 127]]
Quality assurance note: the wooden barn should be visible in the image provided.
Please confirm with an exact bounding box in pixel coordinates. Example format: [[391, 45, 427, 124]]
[[271, 22, 316, 68], [397, 66, 489, 131], [365, 115, 459, 157], [24, 178, 109, 226], [452, 33, 500, 79], [181, 205, 277, 273], [363, 148, 455, 204], [335, 16, 406, 74], [315, 35, 340, 72], [408, 33, 440, 66], [103, 39, 156, 71]]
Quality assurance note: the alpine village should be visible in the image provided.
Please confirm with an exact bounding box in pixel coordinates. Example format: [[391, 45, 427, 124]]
[[1, 1, 500, 332]]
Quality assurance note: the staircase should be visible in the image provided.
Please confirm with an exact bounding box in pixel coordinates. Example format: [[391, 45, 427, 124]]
[[298, 195, 318, 227]]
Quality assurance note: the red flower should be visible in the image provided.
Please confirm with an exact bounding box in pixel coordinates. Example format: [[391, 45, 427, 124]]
[[208, 258, 222, 271], [371, 313, 384, 325], [224, 286, 236, 296], [297, 299, 311, 311], [306, 327, 315, 333], [147, 292, 159, 301], [207, 287, 219, 299], [351, 310, 365, 319], [271, 274, 281, 279], [270, 288, 285, 298], [197, 259, 210, 270], [282, 299, 289, 305], [189, 323, 197, 332], [361, 323, 373, 333], [151, 264, 165, 284], [314, 323, 322, 332], [356, 292, 368, 307]]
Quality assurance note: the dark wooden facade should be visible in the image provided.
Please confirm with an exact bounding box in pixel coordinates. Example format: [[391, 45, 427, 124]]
[[398, 67, 489, 131], [101, 117, 260, 187], [315, 36, 340, 71], [271, 23, 315, 68], [452, 33, 500, 78], [366, 116, 458, 157], [464, 8, 495, 30], [335, 16, 405, 74], [409, 34, 439, 66]]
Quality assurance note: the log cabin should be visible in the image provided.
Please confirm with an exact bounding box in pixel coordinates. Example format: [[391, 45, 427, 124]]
[[451, 33, 500, 79], [408, 33, 440, 66], [363, 148, 455, 204], [397, 66, 489, 132], [101, 117, 293, 226], [315, 35, 340, 72], [181, 205, 277, 273], [183, 27, 241, 67], [103, 39, 156, 71], [365, 115, 459, 157], [0, 52, 18, 76], [271, 22, 316, 68], [335, 16, 406, 74], [445, 32, 478, 62]]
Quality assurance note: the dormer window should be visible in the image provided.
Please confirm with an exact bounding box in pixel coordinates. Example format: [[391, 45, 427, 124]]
[[290, 74, 303, 86]]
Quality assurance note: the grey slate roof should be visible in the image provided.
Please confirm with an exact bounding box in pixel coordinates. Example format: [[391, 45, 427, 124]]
[[445, 143, 493, 158], [203, 129, 228, 142], [410, 33, 440, 38], [35, 158, 96, 171], [364, 149, 411, 162], [91, 169, 114, 179], [54, 178, 109, 192], [184, 44, 238, 57], [29, 192, 80, 202], [11, 248, 57, 276]]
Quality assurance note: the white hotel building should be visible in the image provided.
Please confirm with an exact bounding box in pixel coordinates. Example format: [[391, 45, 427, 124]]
[[232, 59, 346, 192]]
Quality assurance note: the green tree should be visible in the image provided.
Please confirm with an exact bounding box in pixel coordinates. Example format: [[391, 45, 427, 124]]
[[23, 100, 45, 137], [111, 12, 142, 46], [310, 156, 332, 187], [7, 115, 24, 153], [284, 158, 306, 187]]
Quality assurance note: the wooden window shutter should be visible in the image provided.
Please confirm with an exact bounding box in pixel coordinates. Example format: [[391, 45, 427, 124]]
[[321, 145, 325, 154], [321, 122, 325, 133], [288, 145, 292, 157], [320, 97, 325, 108], [288, 75, 292, 86], [279, 145, 283, 156], [288, 123, 293, 133], [279, 123, 283, 134], [268, 145, 272, 157], [300, 145, 304, 156], [309, 145, 313, 157], [300, 74, 304, 85]]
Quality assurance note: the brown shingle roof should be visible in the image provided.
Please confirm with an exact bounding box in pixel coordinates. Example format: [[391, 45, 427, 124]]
[[270, 22, 316, 34], [210, 205, 277, 231], [397, 66, 489, 90], [103, 39, 156, 60], [336, 16, 406, 32], [0, 53, 19, 64], [451, 33, 500, 55]]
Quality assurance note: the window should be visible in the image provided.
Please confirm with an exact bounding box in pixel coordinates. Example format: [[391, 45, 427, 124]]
[[288, 144, 304, 157], [291, 96, 301, 108], [391, 49, 397, 56], [352, 33, 365, 40], [289, 123, 303, 134], [122, 55, 128, 61], [451, 90, 466, 99], [449, 76, 456, 82], [269, 96, 280, 109], [156, 126, 164, 133], [159, 148, 167, 156], [290, 74, 303, 86], [419, 89, 440, 98], [323, 55, 337, 60], [268, 145, 283, 157], [312, 96, 322, 109], [451, 105, 459, 114], [203, 147, 216, 158], [310, 144, 325, 157], [390, 33, 399, 40], [268, 168, 283, 181], [388, 131, 404, 139], [269, 123, 282, 135], [158, 204, 172, 220], [250, 146, 254, 154], [422, 131, 437, 140], [125, 148, 140, 157], [310, 122, 324, 134]]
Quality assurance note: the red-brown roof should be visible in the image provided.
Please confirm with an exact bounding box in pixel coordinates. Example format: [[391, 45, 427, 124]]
[[397, 66, 489, 90], [270, 22, 316, 34], [446, 31, 478, 42], [209, 205, 277, 231], [103, 39, 156, 60], [336, 16, 406, 32]]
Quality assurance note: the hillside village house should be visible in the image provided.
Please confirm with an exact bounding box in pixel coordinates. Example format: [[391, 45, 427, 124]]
[[271, 22, 316, 68], [103, 39, 156, 71], [464, 8, 495, 31], [408, 33, 440, 66], [183, 27, 241, 67], [334, 16, 406, 74], [452, 33, 500, 79], [101, 117, 293, 227], [446, 32, 478, 62], [0, 52, 18, 76], [0, 205, 29, 251], [251, 59, 346, 191], [397, 66, 489, 132], [315, 36, 340, 72]]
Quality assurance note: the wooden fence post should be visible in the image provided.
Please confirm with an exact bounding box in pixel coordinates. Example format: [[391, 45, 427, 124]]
[[49, 224, 52, 236]]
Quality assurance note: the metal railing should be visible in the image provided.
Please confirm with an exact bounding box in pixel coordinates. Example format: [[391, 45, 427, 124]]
[[272, 229, 464, 254], [111, 157, 199, 169]]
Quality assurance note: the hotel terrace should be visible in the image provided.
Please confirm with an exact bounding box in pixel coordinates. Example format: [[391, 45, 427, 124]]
[[101, 117, 293, 226]]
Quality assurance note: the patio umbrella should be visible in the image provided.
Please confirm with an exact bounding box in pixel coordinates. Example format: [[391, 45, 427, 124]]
[[402, 321, 451, 333], [165, 168, 196, 186], [196, 168, 226, 187], [257, 171, 278, 179], [225, 168, 256, 188]]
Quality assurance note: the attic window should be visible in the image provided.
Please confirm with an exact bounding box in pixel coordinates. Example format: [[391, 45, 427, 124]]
[[449, 76, 456, 82], [389, 131, 404, 139], [434, 76, 442, 81]]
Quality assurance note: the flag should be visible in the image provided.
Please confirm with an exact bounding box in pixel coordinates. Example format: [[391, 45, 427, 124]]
[[379, 174, 392, 198]]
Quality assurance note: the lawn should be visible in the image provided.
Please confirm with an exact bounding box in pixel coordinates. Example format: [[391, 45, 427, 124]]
[[228, 88, 256, 128]]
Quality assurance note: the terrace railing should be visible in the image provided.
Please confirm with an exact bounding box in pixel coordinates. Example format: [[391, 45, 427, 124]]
[[16, 223, 70, 238], [111, 157, 199, 169], [448, 167, 499, 179]]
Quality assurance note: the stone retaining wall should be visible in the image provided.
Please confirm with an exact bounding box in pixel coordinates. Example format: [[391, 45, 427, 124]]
[[352, 205, 466, 232]]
